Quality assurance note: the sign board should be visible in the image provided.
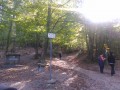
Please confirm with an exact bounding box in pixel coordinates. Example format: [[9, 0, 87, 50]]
[[6, 54, 20, 64], [8, 56, 19, 61], [48, 33, 56, 38]]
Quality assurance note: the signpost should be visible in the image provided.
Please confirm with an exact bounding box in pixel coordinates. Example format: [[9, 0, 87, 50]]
[[48, 33, 56, 39], [48, 33, 56, 83]]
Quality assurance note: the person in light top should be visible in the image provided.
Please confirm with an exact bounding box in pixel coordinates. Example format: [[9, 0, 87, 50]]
[[98, 54, 106, 73]]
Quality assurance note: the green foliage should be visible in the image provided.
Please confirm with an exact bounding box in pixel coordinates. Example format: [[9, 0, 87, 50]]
[[0, 0, 86, 53]]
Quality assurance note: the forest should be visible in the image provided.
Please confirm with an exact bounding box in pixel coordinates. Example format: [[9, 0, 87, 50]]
[[0, 0, 120, 90], [0, 0, 120, 61]]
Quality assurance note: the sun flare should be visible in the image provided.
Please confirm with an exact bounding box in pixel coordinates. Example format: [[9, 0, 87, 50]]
[[80, 0, 120, 23]]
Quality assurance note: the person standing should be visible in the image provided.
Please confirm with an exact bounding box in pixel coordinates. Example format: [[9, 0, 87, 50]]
[[108, 51, 115, 76], [58, 48, 62, 60], [104, 48, 110, 65], [98, 54, 106, 73]]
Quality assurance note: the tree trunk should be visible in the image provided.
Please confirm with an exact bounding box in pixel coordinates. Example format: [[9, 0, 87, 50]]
[[34, 33, 39, 59], [43, 0, 52, 57], [5, 21, 13, 54]]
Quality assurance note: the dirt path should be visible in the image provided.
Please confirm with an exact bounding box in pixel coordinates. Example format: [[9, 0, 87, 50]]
[[0, 53, 120, 90], [52, 58, 120, 90]]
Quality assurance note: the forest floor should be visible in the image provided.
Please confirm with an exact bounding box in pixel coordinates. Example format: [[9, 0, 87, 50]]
[[0, 48, 120, 90]]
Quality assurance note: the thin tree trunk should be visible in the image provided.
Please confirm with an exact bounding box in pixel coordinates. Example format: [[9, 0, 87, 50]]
[[34, 33, 39, 59], [5, 21, 12, 55]]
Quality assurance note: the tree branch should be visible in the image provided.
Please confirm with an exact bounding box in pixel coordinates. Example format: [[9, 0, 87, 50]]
[[51, 14, 66, 31], [51, 0, 71, 14]]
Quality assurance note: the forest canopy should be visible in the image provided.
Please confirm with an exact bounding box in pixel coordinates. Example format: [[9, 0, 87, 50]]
[[0, 0, 120, 60]]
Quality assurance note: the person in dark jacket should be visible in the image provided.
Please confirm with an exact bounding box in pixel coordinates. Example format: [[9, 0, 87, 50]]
[[98, 54, 106, 73], [58, 48, 62, 60], [108, 51, 115, 76]]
